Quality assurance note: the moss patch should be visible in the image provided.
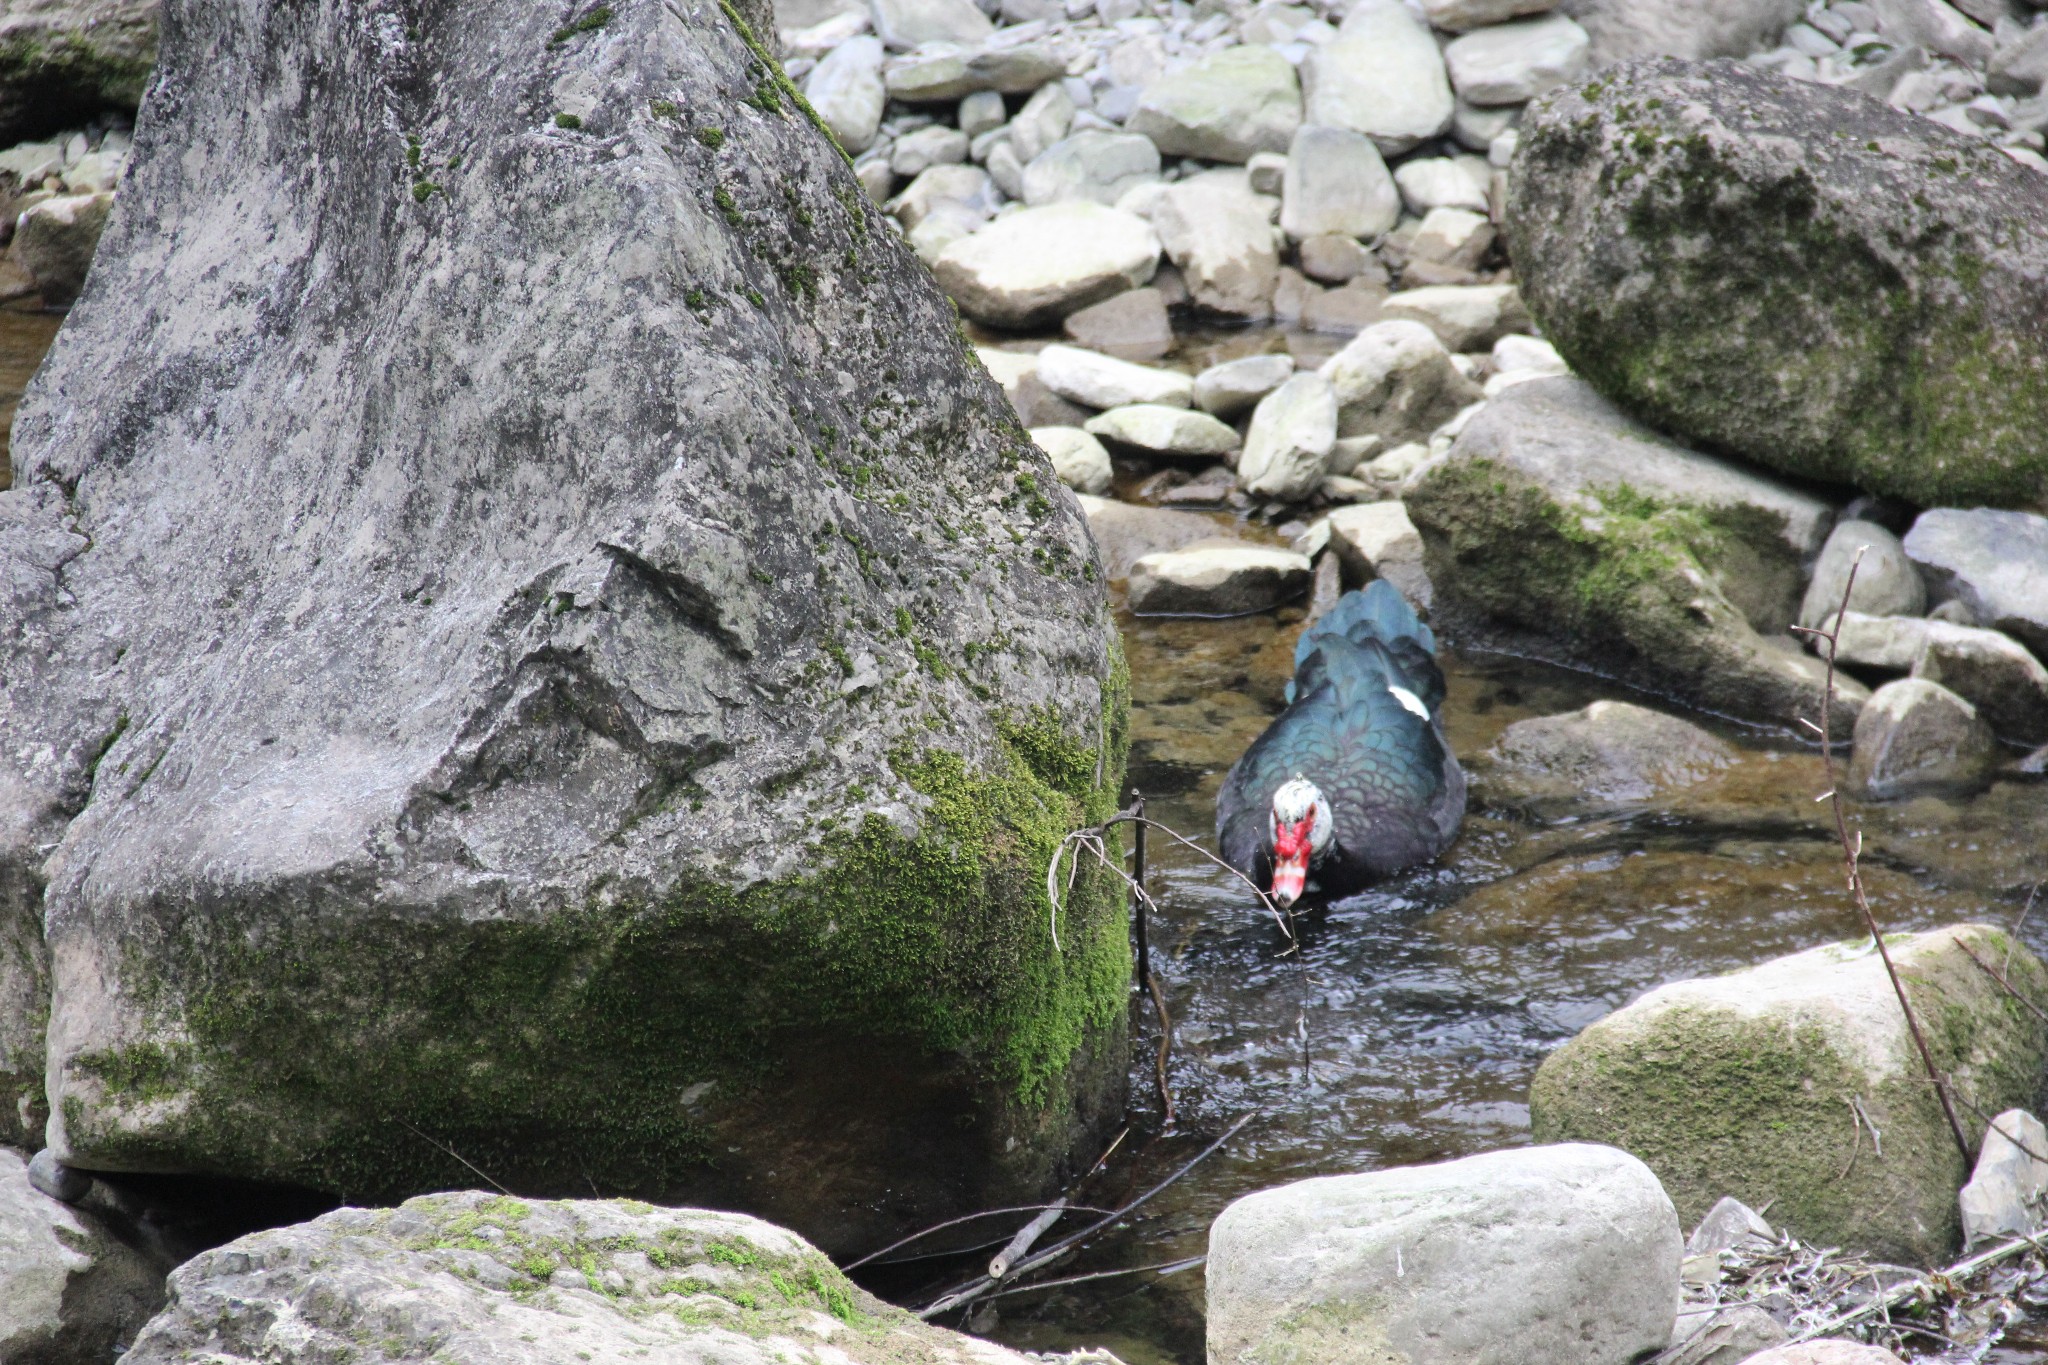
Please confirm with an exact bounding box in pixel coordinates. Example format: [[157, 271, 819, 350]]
[[1529, 927, 2048, 1264], [66, 688, 1130, 1207], [1513, 73, 2048, 508]]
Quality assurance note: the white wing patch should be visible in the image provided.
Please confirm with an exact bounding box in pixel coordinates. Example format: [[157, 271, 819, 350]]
[[1389, 684, 1430, 720]]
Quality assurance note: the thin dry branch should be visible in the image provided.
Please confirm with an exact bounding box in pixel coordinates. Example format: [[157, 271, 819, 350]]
[[917, 1111, 1257, 1319], [1792, 548, 1972, 1164]]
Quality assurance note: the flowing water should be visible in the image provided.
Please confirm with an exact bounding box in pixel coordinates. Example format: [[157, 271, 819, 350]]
[[860, 599, 2048, 1364]]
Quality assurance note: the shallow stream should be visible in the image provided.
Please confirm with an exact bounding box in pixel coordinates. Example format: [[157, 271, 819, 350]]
[[863, 600, 2048, 1364]]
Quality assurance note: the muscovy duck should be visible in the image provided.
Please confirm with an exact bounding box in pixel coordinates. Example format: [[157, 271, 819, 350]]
[[1217, 581, 1467, 906]]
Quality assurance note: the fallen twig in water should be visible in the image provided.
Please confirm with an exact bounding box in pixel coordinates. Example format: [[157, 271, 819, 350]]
[[982, 1254, 1206, 1300], [990, 1198, 1068, 1280], [917, 1112, 1257, 1319], [843, 1204, 1113, 1272]]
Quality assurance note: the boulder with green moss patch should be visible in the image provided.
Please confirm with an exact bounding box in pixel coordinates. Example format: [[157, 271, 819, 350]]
[[122, 1192, 1038, 1365], [0, 0, 1125, 1254], [0, 0, 157, 146], [1530, 924, 2048, 1265], [1406, 375, 1862, 730], [1509, 58, 2048, 509]]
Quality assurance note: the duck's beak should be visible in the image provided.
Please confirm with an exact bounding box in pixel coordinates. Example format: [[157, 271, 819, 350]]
[[1270, 851, 1308, 908]]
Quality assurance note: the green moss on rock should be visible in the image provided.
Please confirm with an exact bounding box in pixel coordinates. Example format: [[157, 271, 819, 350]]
[[1529, 924, 2048, 1264], [65, 684, 1131, 1221], [1510, 60, 2048, 509]]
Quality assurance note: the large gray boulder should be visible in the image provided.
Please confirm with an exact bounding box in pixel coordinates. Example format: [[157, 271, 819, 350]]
[[0, 1147, 166, 1363], [1, 0, 1126, 1253], [0, 0, 157, 145], [1207, 1144, 1681, 1365], [1532, 924, 2048, 1264], [1510, 59, 2048, 509], [1407, 376, 1862, 730], [123, 1193, 1041, 1365]]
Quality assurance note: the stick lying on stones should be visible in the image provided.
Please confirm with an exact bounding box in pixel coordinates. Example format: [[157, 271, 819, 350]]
[[982, 1254, 1207, 1300], [1787, 1227, 2048, 1345]]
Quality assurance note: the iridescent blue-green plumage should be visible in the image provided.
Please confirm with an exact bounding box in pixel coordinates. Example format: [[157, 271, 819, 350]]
[[1218, 583, 1466, 899]]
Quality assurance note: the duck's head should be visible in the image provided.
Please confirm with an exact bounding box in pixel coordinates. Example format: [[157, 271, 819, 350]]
[[1268, 776, 1334, 908]]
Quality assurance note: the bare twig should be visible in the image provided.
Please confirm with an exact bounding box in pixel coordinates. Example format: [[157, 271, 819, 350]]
[[918, 1112, 1257, 1319], [1052, 812, 1293, 941], [1956, 934, 2048, 1028], [982, 1254, 1206, 1299], [843, 1204, 1113, 1272], [990, 1199, 1068, 1279], [397, 1119, 511, 1196], [1795, 550, 1972, 1164], [1787, 1227, 2048, 1344]]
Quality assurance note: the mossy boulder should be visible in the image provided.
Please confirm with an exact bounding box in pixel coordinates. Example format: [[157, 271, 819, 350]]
[[0, 0, 157, 145], [1509, 58, 2048, 510], [123, 1192, 1041, 1365], [1406, 376, 1863, 731], [0, 0, 1125, 1253], [1530, 924, 2048, 1265]]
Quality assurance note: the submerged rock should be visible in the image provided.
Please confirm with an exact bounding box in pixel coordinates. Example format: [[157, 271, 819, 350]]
[[1847, 678, 1997, 800], [1511, 59, 2048, 508], [1, 0, 1126, 1252], [0, 1147, 166, 1364], [1475, 700, 1734, 814], [1531, 924, 2048, 1264], [1207, 1144, 1680, 1365], [123, 1193, 1038, 1365], [1408, 377, 1859, 731]]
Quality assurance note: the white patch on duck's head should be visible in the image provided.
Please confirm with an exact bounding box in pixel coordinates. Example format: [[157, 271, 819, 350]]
[[1389, 684, 1429, 720], [1269, 776, 1335, 857]]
